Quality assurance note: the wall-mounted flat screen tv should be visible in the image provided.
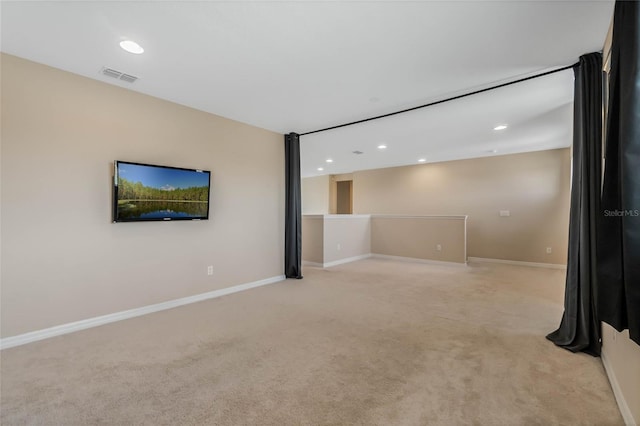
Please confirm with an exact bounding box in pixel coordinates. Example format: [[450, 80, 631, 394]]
[[113, 161, 211, 222]]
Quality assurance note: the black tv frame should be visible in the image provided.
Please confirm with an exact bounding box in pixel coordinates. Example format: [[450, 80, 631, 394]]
[[113, 160, 211, 223]]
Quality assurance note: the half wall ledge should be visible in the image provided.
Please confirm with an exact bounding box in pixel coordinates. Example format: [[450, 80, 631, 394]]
[[302, 214, 468, 268]]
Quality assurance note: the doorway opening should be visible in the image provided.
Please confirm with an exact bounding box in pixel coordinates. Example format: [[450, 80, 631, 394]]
[[336, 180, 353, 214]]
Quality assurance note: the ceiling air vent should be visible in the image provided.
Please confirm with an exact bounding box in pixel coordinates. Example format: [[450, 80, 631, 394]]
[[119, 73, 138, 83], [352, 150, 364, 155], [101, 67, 138, 83]]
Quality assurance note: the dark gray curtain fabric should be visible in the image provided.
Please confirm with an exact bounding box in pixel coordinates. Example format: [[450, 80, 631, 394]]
[[284, 133, 303, 279], [598, 1, 640, 346], [546, 53, 602, 356]]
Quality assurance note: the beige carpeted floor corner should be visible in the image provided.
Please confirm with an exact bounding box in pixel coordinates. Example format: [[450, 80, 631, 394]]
[[0, 259, 623, 425]]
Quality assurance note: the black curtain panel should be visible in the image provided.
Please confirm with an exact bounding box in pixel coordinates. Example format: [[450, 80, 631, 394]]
[[598, 1, 640, 346], [284, 132, 303, 279], [547, 53, 603, 356]]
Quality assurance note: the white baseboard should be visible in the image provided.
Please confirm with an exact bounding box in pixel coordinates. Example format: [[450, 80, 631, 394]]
[[602, 350, 637, 426], [0, 274, 286, 350], [372, 253, 467, 266], [468, 257, 566, 270], [303, 254, 372, 268], [323, 254, 372, 268]]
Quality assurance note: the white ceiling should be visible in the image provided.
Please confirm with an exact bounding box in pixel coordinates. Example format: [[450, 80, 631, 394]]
[[1, 1, 614, 177], [301, 69, 575, 176]]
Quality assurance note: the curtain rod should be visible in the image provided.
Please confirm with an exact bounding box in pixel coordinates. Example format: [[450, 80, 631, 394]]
[[300, 63, 578, 136]]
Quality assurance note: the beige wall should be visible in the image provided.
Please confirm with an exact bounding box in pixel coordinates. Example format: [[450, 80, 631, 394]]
[[353, 149, 571, 264], [302, 173, 355, 215], [302, 216, 324, 264], [302, 215, 370, 266], [371, 216, 467, 263], [301, 175, 330, 214], [302, 214, 466, 265], [322, 216, 370, 264], [0, 54, 284, 338], [602, 324, 640, 424]]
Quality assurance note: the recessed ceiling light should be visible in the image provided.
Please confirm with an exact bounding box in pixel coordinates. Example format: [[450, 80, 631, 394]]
[[120, 40, 144, 54], [326, 159, 333, 163], [377, 144, 387, 150], [418, 158, 427, 163], [493, 125, 508, 131], [317, 167, 324, 171]]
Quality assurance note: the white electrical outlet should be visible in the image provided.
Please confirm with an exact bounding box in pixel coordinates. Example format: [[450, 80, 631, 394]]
[[207, 265, 213, 276], [500, 210, 510, 217], [436, 244, 442, 251], [546, 247, 552, 254]]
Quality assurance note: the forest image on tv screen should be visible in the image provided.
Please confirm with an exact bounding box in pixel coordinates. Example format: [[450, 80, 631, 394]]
[[116, 163, 209, 221]]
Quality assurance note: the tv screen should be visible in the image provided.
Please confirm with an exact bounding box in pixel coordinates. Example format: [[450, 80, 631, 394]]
[[113, 161, 211, 222]]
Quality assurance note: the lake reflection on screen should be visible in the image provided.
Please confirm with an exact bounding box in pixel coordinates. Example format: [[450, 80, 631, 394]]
[[117, 200, 208, 220]]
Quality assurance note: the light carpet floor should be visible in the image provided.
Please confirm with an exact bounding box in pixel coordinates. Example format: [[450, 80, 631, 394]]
[[0, 258, 623, 425]]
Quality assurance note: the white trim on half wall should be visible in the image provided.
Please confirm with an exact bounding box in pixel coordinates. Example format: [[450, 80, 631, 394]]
[[303, 254, 372, 269], [372, 254, 468, 267], [468, 257, 566, 270], [601, 350, 636, 426], [322, 254, 372, 268]]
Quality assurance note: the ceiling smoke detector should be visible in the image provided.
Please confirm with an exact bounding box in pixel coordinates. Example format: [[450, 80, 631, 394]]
[[101, 67, 138, 83]]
